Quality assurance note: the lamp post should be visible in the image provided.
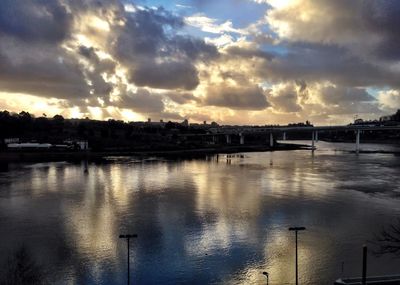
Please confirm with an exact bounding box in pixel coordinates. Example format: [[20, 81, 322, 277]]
[[262, 271, 269, 285], [362, 245, 367, 285], [119, 234, 138, 285], [288, 227, 306, 285]]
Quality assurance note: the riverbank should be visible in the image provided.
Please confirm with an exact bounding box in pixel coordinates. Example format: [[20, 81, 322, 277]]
[[0, 143, 309, 162]]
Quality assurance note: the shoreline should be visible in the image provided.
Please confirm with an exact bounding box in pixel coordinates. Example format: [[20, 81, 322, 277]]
[[0, 143, 309, 163], [2, 141, 399, 163]]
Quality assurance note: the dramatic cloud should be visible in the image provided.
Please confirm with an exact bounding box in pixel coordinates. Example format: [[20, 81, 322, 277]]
[[204, 84, 269, 110], [318, 86, 375, 105], [164, 92, 201, 104], [0, 0, 71, 43], [252, 43, 399, 88], [268, 83, 302, 113], [117, 88, 165, 114], [128, 60, 199, 90], [379, 90, 400, 112], [1, 0, 400, 124], [265, 0, 400, 61], [114, 7, 218, 90], [0, 39, 89, 99], [363, 0, 400, 60]]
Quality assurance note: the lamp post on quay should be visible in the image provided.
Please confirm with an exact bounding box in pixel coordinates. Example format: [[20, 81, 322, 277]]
[[119, 234, 138, 285], [262, 271, 269, 285], [288, 227, 306, 285]]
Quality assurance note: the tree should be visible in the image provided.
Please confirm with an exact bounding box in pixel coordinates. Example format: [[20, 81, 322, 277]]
[[52, 115, 64, 122], [18, 111, 33, 121], [392, 109, 400, 122], [372, 219, 400, 258], [1, 246, 47, 285]]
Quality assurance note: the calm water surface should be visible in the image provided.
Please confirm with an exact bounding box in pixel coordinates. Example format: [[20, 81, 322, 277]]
[[1, 142, 400, 284]]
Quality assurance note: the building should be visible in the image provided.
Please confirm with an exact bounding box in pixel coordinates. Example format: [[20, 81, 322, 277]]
[[380, 115, 392, 122]]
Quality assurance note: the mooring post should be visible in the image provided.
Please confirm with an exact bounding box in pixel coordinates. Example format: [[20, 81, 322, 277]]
[[270, 133, 274, 147], [356, 129, 361, 153], [240, 133, 244, 145], [283, 132, 287, 141], [311, 131, 315, 150]]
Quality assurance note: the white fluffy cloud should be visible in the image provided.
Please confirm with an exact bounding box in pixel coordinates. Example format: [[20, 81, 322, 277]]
[[185, 14, 246, 35], [379, 90, 400, 112]]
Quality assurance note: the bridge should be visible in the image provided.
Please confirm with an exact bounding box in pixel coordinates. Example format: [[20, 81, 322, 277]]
[[202, 125, 400, 152]]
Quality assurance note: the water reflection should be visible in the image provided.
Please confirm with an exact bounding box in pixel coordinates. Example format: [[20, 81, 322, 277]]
[[0, 143, 400, 284]]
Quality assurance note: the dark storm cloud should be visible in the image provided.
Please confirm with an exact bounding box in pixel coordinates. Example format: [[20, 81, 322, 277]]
[[362, 0, 400, 60], [268, 85, 302, 113], [267, 0, 400, 63], [0, 0, 71, 43], [269, 92, 301, 113], [0, 0, 96, 100], [171, 35, 218, 60], [363, 0, 400, 35], [0, 0, 221, 117], [225, 46, 275, 60], [0, 40, 115, 100], [1, 0, 398, 121], [66, 0, 123, 11], [77, 45, 116, 74], [0, 0, 119, 102], [78, 46, 96, 59], [115, 7, 184, 57], [77, 45, 116, 99], [114, 6, 218, 90], [164, 91, 201, 104], [319, 86, 375, 105], [0, 40, 90, 99], [118, 89, 165, 113], [204, 84, 269, 110], [129, 60, 199, 90], [258, 43, 399, 88], [327, 102, 381, 115]]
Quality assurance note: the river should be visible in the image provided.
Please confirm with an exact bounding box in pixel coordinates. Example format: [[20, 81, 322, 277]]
[[1, 141, 400, 284]]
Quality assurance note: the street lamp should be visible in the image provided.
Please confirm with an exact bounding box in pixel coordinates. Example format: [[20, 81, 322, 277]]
[[262, 271, 269, 285], [288, 227, 306, 285], [119, 234, 138, 285]]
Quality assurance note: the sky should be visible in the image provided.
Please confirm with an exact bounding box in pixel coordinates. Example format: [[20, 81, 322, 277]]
[[0, 0, 400, 125]]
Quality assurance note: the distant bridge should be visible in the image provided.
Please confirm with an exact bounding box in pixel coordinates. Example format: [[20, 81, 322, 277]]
[[196, 125, 400, 152]]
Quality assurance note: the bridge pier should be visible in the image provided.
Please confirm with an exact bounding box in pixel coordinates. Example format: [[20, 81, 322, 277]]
[[239, 133, 245, 145], [283, 132, 287, 141], [225, 134, 231, 144], [356, 129, 360, 153], [269, 133, 274, 147]]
